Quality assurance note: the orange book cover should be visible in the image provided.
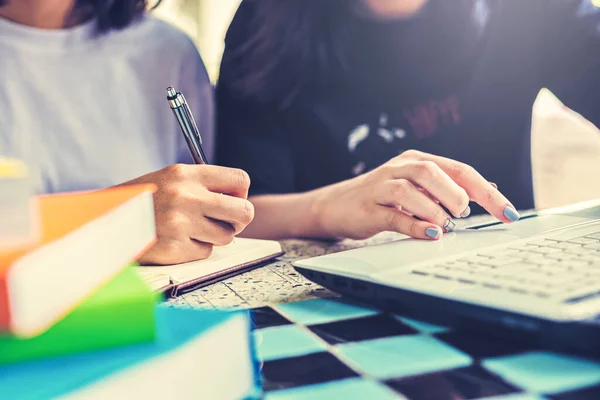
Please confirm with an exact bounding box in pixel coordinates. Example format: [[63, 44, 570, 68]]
[[0, 184, 156, 336]]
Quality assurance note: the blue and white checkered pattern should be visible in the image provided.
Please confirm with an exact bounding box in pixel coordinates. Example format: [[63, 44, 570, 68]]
[[251, 298, 600, 400]]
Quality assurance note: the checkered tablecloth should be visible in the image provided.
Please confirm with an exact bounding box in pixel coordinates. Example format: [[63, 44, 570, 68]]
[[251, 298, 600, 400]]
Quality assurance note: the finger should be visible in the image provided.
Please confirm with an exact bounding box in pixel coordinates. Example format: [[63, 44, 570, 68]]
[[490, 182, 498, 190], [193, 165, 251, 199], [183, 240, 214, 262], [380, 162, 470, 219], [190, 217, 236, 246], [201, 192, 255, 233], [376, 180, 454, 231], [407, 154, 519, 223], [374, 207, 443, 240], [418, 187, 440, 204], [140, 239, 213, 265]]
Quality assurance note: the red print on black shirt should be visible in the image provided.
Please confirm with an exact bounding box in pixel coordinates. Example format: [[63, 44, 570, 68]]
[[403, 95, 461, 139]]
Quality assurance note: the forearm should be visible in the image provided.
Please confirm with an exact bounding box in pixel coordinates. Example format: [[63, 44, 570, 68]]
[[240, 190, 333, 240]]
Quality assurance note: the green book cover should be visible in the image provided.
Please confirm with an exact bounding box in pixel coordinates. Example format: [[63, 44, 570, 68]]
[[0, 265, 159, 365]]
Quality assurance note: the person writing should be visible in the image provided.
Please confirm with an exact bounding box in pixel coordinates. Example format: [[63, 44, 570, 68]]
[[216, 0, 600, 241], [0, 0, 253, 264]]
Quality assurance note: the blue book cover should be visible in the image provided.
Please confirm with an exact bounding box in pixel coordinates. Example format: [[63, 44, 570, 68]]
[[0, 306, 260, 399]]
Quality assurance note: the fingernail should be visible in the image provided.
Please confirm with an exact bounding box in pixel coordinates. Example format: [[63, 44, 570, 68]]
[[443, 219, 456, 232], [490, 182, 498, 189], [426, 227, 441, 239], [459, 206, 471, 218], [503, 206, 520, 222]]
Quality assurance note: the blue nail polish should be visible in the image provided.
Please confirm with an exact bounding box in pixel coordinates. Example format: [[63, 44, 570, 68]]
[[504, 206, 520, 222], [426, 227, 440, 239]]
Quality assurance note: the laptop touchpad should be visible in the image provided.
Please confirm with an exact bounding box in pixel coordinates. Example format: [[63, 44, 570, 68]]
[[475, 215, 593, 238]]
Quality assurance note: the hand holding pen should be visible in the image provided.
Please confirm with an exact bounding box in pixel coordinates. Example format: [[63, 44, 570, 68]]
[[117, 87, 254, 266]]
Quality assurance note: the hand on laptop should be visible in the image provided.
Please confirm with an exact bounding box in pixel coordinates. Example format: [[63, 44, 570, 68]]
[[313, 150, 519, 241], [119, 164, 254, 265]]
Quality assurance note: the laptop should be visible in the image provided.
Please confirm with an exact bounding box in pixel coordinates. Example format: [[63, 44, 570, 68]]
[[292, 201, 600, 356]]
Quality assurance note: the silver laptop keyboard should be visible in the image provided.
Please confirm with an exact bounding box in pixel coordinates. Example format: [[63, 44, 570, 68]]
[[410, 229, 600, 303]]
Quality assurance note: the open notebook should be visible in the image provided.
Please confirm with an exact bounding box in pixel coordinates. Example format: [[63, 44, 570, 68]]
[[137, 238, 284, 297]]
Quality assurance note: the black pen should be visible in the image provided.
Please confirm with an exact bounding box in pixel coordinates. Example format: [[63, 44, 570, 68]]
[[166, 86, 208, 164]]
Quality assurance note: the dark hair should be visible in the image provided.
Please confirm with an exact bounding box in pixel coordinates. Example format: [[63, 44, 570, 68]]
[[222, 0, 349, 106], [72, 0, 162, 34], [223, 0, 481, 106], [0, 0, 161, 33]]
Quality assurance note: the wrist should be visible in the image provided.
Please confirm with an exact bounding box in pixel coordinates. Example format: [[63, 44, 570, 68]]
[[247, 191, 332, 240], [305, 187, 330, 238], [306, 181, 348, 240]]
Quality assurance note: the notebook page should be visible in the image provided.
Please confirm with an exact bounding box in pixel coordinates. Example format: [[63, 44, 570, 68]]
[[137, 271, 171, 291], [137, 238, 282, 285]]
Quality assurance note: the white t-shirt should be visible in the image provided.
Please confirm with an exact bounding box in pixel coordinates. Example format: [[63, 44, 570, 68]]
[[0, 14, 214, 194]]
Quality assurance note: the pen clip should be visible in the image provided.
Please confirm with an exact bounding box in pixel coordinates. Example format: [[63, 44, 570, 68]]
[[180, 98, 203, 145]]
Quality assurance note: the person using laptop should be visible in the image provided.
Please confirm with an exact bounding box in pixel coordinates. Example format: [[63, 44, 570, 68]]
[[0, 0, 254, 265], [216, 0, 600, 242]]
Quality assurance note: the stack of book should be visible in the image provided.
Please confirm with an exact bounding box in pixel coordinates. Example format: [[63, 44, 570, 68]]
[[0, 180, 260, 399]]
